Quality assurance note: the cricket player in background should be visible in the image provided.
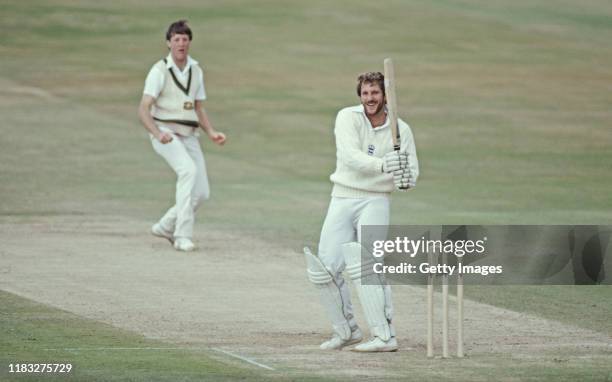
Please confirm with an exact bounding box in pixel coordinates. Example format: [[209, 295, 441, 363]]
[[304, 72, 418, 352], [138, 20, 226, 252]]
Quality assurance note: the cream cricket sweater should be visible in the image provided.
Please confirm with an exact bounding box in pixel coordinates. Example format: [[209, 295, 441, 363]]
[[330, 105, 419, 198], [151, 59, 203, 124]]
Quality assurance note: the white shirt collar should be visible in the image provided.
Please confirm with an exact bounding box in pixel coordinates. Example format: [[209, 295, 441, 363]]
[[165, 54, 198, 75], [353, 104, 390, 129]]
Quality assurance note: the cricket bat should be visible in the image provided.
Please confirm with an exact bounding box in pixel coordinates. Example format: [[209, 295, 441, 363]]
[[383, 58, 400, 151]]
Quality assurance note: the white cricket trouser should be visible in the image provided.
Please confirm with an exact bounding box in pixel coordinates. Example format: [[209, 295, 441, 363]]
[[151, 131, 210, 239], [317, 196, 390, 327], [318, 197, 390, 273]]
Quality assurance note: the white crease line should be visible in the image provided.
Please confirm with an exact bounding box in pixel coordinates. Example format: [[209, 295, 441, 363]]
[[44, 347, 275, 371], [44, 347, 187, 351], [211, 347, 275, 371]]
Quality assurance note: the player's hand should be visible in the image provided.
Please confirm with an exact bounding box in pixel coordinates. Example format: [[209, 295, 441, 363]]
[[382, 151, 408, 173], [208, 131, 226, 146], [156, 131, 174, 144], [393, 168, 416, 190]]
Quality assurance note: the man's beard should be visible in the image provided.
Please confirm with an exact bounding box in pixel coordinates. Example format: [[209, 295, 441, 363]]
[[363, 101, 385, 117]]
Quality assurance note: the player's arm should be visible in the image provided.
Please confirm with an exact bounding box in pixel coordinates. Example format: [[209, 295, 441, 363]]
[[138, 95, 172, 144], [335, 110, 384, 175], [400, 124, 419, 182], [194, 100, 225, 146]]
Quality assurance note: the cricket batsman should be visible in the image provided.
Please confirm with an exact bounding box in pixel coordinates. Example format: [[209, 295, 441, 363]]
[[138, 20, 226, 252], [304, 71, 419, 352]]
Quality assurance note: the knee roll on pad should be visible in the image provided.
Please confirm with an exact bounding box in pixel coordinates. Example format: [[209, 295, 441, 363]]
[[304, 247, 354, 340], [304, 247, 333, 284]]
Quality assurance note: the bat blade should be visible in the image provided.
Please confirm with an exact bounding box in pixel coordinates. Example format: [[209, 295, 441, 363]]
[[384, 58, 400, 151]]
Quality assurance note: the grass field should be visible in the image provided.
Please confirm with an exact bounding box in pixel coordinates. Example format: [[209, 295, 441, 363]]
[[0, 291, 278, 382], [1, 0, 611, 380]]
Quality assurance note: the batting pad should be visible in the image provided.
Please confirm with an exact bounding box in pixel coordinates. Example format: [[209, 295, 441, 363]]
[[304, 247, 356, 340], [343, 242, 394, 341]]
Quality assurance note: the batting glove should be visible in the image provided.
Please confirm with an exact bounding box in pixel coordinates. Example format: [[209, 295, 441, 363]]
[[382, 151, 408, 173], [393, 168, 416, 190]]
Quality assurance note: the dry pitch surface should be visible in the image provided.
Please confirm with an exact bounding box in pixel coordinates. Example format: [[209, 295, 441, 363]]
[[1, 215, 609, 379]]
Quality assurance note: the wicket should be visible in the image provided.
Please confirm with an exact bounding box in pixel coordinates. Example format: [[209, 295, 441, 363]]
[[427, 252, 465, 358]]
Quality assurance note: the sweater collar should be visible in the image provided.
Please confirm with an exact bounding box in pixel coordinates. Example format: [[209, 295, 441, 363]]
[[165, 54, 198, 75]]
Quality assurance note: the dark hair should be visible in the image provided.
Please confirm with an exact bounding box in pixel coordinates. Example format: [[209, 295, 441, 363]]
[[166, 20, 192, 41], [356, 72, 385, 96]]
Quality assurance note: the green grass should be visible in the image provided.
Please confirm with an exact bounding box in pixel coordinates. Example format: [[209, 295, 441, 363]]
[[2, 0, 611, 233], [468, 285, 612, 336], [0, 291, 299, 382], [1, 0, 611, 379]]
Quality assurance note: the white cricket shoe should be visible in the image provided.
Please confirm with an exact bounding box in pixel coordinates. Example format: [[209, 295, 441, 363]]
[[352, 336, 398, 352], [151, 223, 174, 243], [320, 328, 363, 350], [174, 237, 195, 252]]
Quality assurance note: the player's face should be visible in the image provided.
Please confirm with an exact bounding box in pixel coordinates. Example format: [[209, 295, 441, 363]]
[[167, 33, 191, 64], [360, 82, 386, 117]]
